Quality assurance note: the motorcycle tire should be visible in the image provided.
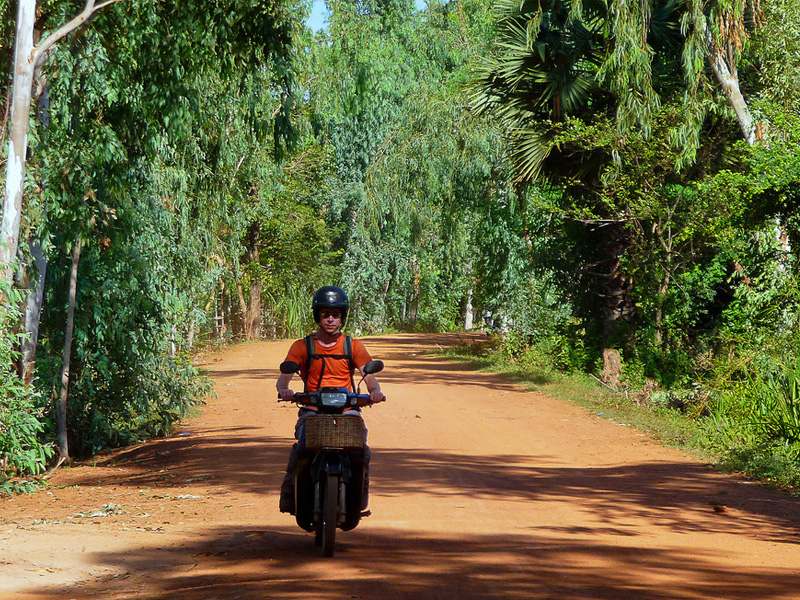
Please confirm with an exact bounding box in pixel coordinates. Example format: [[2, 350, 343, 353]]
[[320, 472, 338, 557]]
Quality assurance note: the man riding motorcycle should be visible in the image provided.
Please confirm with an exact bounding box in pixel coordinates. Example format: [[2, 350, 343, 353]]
[[276, 285, 385, 514]]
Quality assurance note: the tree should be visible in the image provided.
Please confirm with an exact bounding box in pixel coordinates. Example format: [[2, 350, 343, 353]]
[[2, 0, 124, 285], [3, 0, 297, 283], [471, 0, 799, 380], [1, 0, 300, 462], [298, 0, 518, 333]]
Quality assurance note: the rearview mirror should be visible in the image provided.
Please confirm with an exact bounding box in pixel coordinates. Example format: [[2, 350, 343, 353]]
[[280, 361, 301, 375], [361, 360, 384, 375]]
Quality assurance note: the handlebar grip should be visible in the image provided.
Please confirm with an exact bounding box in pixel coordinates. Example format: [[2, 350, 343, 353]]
[[355, 395, 387, 406], [278, 392, 315, 405]]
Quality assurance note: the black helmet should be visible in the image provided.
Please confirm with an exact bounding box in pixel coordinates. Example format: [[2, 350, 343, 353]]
[[312, 286, 349, 324]]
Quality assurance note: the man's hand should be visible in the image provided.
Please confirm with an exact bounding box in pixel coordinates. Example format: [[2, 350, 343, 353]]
[[278, 388, 296, 401], [369, 390, 385, 404]]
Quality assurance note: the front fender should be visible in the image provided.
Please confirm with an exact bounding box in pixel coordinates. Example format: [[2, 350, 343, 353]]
[[313, 451, 347, 479]]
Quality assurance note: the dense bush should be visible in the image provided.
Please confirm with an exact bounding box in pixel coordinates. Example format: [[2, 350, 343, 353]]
[[36, 234, 214, 458], [0, 281, 52, 493]]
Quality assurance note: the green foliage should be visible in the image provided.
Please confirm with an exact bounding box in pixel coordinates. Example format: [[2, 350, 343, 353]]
[[750, 0, 800, 111], [718, 235, 795, 343], [719, 444, 800, 488], [0, 281, 52, 490], [703, 359, 800, 489], [0, 0, 12, 95], [470, 0, 800, 494], [3, 0, 304, 459], [297, 0, 516, 334], [473, 0, 800, 391], [749, 360, 800, 445], [35, 220, 214, 455], [472, 0, 612, 180]]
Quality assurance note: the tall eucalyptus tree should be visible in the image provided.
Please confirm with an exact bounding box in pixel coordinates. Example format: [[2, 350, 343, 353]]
[[2, 0, 124, 285], [2, 0, 301, 461]]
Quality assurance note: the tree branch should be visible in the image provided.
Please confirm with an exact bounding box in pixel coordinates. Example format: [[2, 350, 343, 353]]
[[698, 18, 758, 145], [32, 0, 126, 69]]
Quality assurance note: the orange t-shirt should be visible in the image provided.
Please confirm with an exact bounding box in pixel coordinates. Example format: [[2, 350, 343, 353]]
[[285, 334, 372, 391]]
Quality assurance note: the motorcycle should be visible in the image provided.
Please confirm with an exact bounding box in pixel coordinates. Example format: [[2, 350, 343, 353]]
[[278, 359, 385, 557]]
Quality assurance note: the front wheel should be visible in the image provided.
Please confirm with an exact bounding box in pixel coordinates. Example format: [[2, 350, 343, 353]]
[[319, 473, 339, 557]]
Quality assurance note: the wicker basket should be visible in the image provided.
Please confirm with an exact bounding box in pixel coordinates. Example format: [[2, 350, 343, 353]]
[[305, 415, 364, 449]]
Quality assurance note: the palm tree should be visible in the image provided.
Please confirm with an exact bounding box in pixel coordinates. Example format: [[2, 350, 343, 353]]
[[472, 0, 611, 182], [471, 0, 688, 370]]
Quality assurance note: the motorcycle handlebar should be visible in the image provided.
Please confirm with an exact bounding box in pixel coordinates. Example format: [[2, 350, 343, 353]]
[[277, 392, 386, 407]]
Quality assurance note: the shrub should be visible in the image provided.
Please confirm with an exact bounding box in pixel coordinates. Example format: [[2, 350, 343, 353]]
[[0, 281, 53, 493]]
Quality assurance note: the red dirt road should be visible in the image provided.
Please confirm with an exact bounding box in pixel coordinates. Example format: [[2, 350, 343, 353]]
[[1, 332, 799, 599]]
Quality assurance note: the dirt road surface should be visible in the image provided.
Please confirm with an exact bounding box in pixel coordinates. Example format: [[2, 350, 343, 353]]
[[1, 332, 799, 600]]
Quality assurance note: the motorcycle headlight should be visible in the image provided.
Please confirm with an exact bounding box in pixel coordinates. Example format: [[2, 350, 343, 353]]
[[320, 392, 348, 408]]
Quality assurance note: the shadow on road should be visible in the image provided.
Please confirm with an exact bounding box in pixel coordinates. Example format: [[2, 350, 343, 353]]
[[374, 448, 800, 541], [74, 429, 800, 543], [201, 332, 517, 389], [13, 521, 800, 600]]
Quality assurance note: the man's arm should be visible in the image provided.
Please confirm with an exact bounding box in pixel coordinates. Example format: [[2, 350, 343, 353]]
[[352, 339, 385, 403], [277, 339, 307, 400], [360, 369, 385, 404], [276, 372, 296, 400]]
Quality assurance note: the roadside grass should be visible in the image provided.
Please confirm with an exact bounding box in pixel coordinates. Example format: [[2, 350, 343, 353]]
[[436, 338, 800, 493]]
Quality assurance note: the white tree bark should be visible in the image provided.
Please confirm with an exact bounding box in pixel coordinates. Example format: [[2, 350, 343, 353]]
[[21, 239, 47, 384], [2, 0, 126, 284], [1, 0, 36, 284], [699, 19, 760, 146], [708, 49, 758, 145], [464, 288, 473, 331]]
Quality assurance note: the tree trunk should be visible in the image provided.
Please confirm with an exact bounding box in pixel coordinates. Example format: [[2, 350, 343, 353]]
[[601, 223, 635, 337], [1, 0, 36, 284], [57, 237, 81, 462], [21, 238, 47, 385], [220, 287, 232, 340], [186, 320, 196, 350], [708, 48, 758, 145], [652, 210, 676, 349], [245, 222, 261, 340], [235, 281, 248, 339], [654, 273, 669, 348], [248, 279, 262, 339], [18, 86, 51, 384], [600, 348, 622, 389], [233, 281, 262, 340], [514, 181, 533, 260], [592, 222, 635, 381], [233, 223, 262, 341], [464, 288, 474, 331], [699, 21, 760, 146], [214, 282, 226, 340]]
